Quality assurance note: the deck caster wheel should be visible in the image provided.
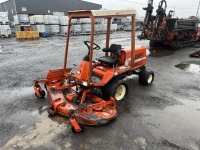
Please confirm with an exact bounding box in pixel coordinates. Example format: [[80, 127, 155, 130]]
[[35, 90, 45, 98], [139, 70, 154, 86], [47, 108, 55, 116], [71, 123, 84, 133]]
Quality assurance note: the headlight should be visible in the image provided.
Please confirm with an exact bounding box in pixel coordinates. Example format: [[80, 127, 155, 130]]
[[82, 81, 88, 86], [76, 70, 81, 74]]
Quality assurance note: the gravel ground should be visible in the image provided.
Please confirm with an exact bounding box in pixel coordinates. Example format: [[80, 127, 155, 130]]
[[0, 31, 200, 150]]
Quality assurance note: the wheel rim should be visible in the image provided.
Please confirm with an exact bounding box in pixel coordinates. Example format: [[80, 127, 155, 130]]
[[115, 85, 126, 101], [147, 74, 153, 84]]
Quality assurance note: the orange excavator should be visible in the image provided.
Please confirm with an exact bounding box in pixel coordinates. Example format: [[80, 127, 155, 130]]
[[33, 9, 154, 133]]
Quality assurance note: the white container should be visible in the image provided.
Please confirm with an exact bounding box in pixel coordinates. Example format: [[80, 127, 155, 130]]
[[0, 12, 8, 17], [44, 15, 59, 24], [102, 23, 107, 31], [45, 25, 50, 33], [95, 23, 102, 32], [71, 24, 81, 34], [0, 25, 11, 36], [95, 18, 103, 23], [80, 18, 91, 24], [53, 12, 65, 16], [117, 24, 124, 30], [33, 15, 44, 24], [60, 16, 68, 25], [13, 15, 19, 25], [81, 24, 91, 33], [30, 16, 34, 24], [0, 12, 9, 24], [44, 15, 49, 24], [14, 14, 30, 24], [71, 19, 77, 24], [123, 23, 131, 31], [15, 25, 21, 31], [60, 25, 68, 34], [123, 25, 131, 31], [111, 24, 117, 31], [49, 25, 60, 33], [34, 24, 46, 33]]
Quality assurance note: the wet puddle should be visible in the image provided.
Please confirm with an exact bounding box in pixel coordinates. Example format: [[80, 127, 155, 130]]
[[38, 106, 69, 125], [5, 108, 70, 149], [141, 101, 200, 149], [175, 63, 200, 74], [147, 48, 174, 57], [0, 49, 15, 54], [110, 38, 131, 43]]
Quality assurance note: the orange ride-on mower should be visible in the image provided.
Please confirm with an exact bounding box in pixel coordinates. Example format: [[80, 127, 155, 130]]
[[33, 10, 154, 133]]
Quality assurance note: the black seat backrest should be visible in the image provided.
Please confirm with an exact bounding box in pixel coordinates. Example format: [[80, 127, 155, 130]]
[[103, 44, 121, 58], [98, 44, 122, 66]]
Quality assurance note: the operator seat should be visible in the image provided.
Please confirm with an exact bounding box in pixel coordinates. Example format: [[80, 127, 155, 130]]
[[98, 44, 122, 67]]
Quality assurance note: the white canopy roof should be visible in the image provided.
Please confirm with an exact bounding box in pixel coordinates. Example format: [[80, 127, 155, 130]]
[[68, 9, 136, 17], [91, 9, 136, 17]]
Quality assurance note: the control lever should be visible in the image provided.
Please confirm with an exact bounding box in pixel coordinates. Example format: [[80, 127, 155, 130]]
[[70, 64, 77, 74]]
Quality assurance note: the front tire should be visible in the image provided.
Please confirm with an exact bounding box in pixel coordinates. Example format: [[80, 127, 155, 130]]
[[103, 79, 128, 102], [139, 70, 154, 86]]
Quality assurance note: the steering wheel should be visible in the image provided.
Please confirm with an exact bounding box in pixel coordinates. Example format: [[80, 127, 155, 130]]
[[84, 41, 101, 51]]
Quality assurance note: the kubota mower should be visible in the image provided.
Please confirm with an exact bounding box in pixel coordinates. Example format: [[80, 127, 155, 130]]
[[34, 10, 154, 133]]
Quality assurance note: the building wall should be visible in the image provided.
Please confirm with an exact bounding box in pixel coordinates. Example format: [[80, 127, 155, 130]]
[[0, 0, 17, 21], [0, 0, 101, 21], [15, 0, 102, 15]]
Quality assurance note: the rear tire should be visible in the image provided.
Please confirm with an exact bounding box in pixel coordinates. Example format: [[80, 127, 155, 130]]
[[139, 70, 154, 86], [103, 79, 128, 102]]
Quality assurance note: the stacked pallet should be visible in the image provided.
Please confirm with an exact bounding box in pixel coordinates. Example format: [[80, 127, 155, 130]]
[[14, 14, 40, 40], [60, 16, 68, 35], [80, 18, 91, 34], [0, 12, 9, 24], [30, 15, 51, 37], [14, 14, 30, 28], [30, 15, 45, 32], [44, 15, 60, 34], [0, 12, 11, 37], [95, 19, 103, 33], [14, 14, 33, 33], [71, 19, 81, 35]]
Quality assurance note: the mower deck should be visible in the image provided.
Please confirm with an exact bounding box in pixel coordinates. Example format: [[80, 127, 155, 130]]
[[34, 68, 117, 132]]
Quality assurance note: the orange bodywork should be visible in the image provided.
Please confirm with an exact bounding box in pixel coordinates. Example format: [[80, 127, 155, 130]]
[[74, 60, 90, 81], [34, 45, 146, 127], [33, 10, 148, 131]]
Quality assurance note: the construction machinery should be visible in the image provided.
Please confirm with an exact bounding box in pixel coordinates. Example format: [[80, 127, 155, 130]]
[[138, 0, 200, 49], [33, 9, 154, 133]]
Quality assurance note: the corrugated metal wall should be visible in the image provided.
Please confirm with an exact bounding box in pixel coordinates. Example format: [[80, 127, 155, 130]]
[[0, 0, 16, 21], [15, 0, 102, 15], [0, 0, 101, 21]]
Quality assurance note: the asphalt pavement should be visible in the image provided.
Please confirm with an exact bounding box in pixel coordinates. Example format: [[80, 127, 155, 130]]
[[0, 31, 200, 150]]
